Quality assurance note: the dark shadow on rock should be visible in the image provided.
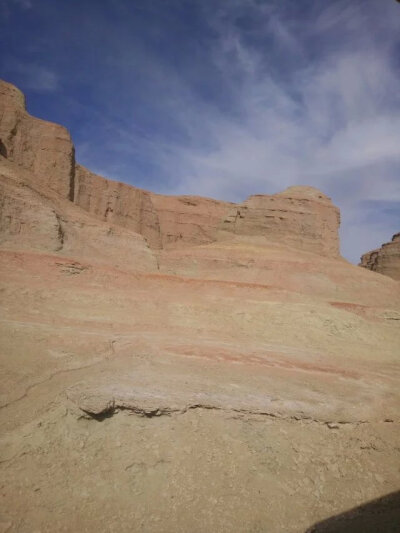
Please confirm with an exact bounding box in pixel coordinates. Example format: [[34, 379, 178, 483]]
[[305, 490, 400, 532], [0, 139, 7, 158]]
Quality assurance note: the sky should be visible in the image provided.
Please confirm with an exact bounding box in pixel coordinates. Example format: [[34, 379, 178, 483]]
[[1, 0, 399, 263]]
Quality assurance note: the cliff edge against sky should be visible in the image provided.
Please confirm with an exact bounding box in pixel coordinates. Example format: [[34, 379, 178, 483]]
[[0, 79, 399, 533]]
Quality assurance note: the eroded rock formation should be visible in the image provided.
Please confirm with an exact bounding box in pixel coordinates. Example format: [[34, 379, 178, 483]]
[[1, 79, 400, 533], [0, 79, 340, 257], [0, 80, 75, 199], [219, 186, 340, 257], [0, 157, 157, 271], [360, 233, 400, 281], [74, 165, 232, 250], [74, 164, 163, 249]]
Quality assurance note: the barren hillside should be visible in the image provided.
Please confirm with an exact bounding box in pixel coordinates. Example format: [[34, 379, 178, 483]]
[[0, 79, 399, 533]]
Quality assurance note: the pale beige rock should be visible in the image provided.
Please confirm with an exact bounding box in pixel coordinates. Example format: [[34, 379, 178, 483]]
[[74, 165, 233, 250], [74, 170, 341, 257], [74, 172, 340, 257], [150, 192, 232, 249], [0, 166, 64, 252], [74, 164, 163, 248], [1, 247, 399, 533], [0, 80, 75, 199], [157, 237, 400, 307], [0, 79, 341, 259], [1, 80, 400, 533], [360, 233, 400, 281], [0, 156, 157, 271], [219, 186, 340, 257]]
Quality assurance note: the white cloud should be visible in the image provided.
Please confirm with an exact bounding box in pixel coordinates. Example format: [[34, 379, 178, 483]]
[[75, 0, 400, 262], [153, 3, 400, 261]]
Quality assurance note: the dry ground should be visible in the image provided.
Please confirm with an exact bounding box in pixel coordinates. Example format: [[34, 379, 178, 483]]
[[0, 248, 399, 532]]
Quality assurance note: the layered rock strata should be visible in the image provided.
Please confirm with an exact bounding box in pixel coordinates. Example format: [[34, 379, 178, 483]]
[[0, 157, 157, 272], [1, 79, 400, 533], [74, 164, 163, 249], [219, 186, 340, 257], [74, 165, 232, 249], [1, 79, 341, 258], [0, 80, 75, 199], [360, 233, 400, 281]]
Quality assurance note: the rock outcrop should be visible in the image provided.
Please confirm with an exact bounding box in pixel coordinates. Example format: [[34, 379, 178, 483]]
[[74, 165, 232, 250], [0, 79, 341, 258], [1, 79, 400, 533], [360, 233, 400, 281], [74, 164, 163, 249], [0, 80, 75, 200], [0, 157, 157, 272], [150, 192, 232, 249], [219, 186, 340, 257]]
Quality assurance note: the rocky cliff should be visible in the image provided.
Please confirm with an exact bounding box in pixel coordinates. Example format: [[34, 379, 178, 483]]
[[1, 79, 400, 533], [360, 233, 400, 281], [0, 157, 157, 271], [0, 79, 340, 258], [219, 186, 340, 257], [73, 164, 163, 249], [74, 165, 232, 250], [0, 80, 75, 199]]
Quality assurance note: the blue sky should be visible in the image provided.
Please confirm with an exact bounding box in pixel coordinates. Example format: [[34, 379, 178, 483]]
[[1, 0, 399, 263]]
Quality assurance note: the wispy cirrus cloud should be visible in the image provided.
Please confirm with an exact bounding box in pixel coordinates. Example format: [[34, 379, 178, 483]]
[[1, 0, 399, 262]]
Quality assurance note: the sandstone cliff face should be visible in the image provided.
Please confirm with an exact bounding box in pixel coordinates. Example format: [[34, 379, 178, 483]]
[[0, 79, 341, 259], [74, 165, 163, 249], [360, 233, 400, 281], [0, 80, 75, 200], [74, 165, 232, 250], [219, 186, 340, 258], [150, 193, 232, 249], [0, 156, 157, 272], [74, 168, 341, 256], [0, 167, 64, 252], [74, 169, 341, 256], [1, 79, 400, 533]]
